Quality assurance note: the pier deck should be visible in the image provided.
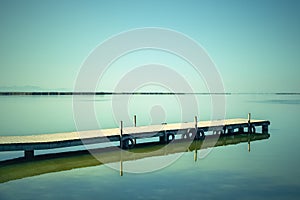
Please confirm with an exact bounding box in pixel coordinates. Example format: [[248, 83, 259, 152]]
[[0, 118, 270, 159]]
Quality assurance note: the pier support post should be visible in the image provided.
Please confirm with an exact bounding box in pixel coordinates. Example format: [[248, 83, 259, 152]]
[[159, 130, 166, 144], [227, 128, 234, 134], [120, 121, 123, 149], [248, 113, 252, 133], [262, 125, 268, 133], [133, 115, 136, 127], [159, 135, 165, 143], [133, 115, 137, 144], [24, 150, 34, 160], [194, 116, 199, 140], [248, 113, 251, 124]]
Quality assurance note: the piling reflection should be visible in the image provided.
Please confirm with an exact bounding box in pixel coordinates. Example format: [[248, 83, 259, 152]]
[[0, 133, 270, 183]]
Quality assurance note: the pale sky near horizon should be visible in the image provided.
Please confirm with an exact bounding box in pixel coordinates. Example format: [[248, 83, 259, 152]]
[[0, 0, 299, 93]]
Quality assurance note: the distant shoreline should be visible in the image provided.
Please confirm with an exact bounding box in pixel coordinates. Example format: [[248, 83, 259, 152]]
[[0, 92, 299, 96]]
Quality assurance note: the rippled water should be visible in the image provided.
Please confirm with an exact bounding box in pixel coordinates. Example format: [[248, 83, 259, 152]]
[[0, 94, 299, 200]]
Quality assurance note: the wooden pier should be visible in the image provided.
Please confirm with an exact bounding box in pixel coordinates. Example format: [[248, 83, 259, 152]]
[[0, 116, 270, 159]]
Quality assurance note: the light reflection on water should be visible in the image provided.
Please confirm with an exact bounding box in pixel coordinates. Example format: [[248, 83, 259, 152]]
[[0, 94, 299, 200]]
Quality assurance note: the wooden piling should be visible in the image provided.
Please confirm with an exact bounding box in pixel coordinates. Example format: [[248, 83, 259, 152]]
[[24, 150, 34, 160], [248, 113, 252, 133], [159, 135, 165, 144], [262, 125, 268, 133], [120, 120, 124, 175], [133, 115, 137, 127], [120, 121, 123, 149], [248, 113, 251, 124], [227, 128, 234, 134], [194, 116, 198, 139], [133, 115, 137, 144]]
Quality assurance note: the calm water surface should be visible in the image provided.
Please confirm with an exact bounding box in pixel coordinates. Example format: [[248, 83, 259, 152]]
[[0, 94, 299, 200]]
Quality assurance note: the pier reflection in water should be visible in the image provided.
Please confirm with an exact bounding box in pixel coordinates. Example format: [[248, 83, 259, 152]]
[[0, 133, 269, 183]]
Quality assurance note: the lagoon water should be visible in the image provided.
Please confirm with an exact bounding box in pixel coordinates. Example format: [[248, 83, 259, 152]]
[[0, 94, 299, 200]]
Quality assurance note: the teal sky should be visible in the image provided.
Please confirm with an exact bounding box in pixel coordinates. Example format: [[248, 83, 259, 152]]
[[0, 0, 299, 92]]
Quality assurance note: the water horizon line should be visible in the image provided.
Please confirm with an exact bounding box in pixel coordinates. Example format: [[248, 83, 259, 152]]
[[0, 91, 299, 96]]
